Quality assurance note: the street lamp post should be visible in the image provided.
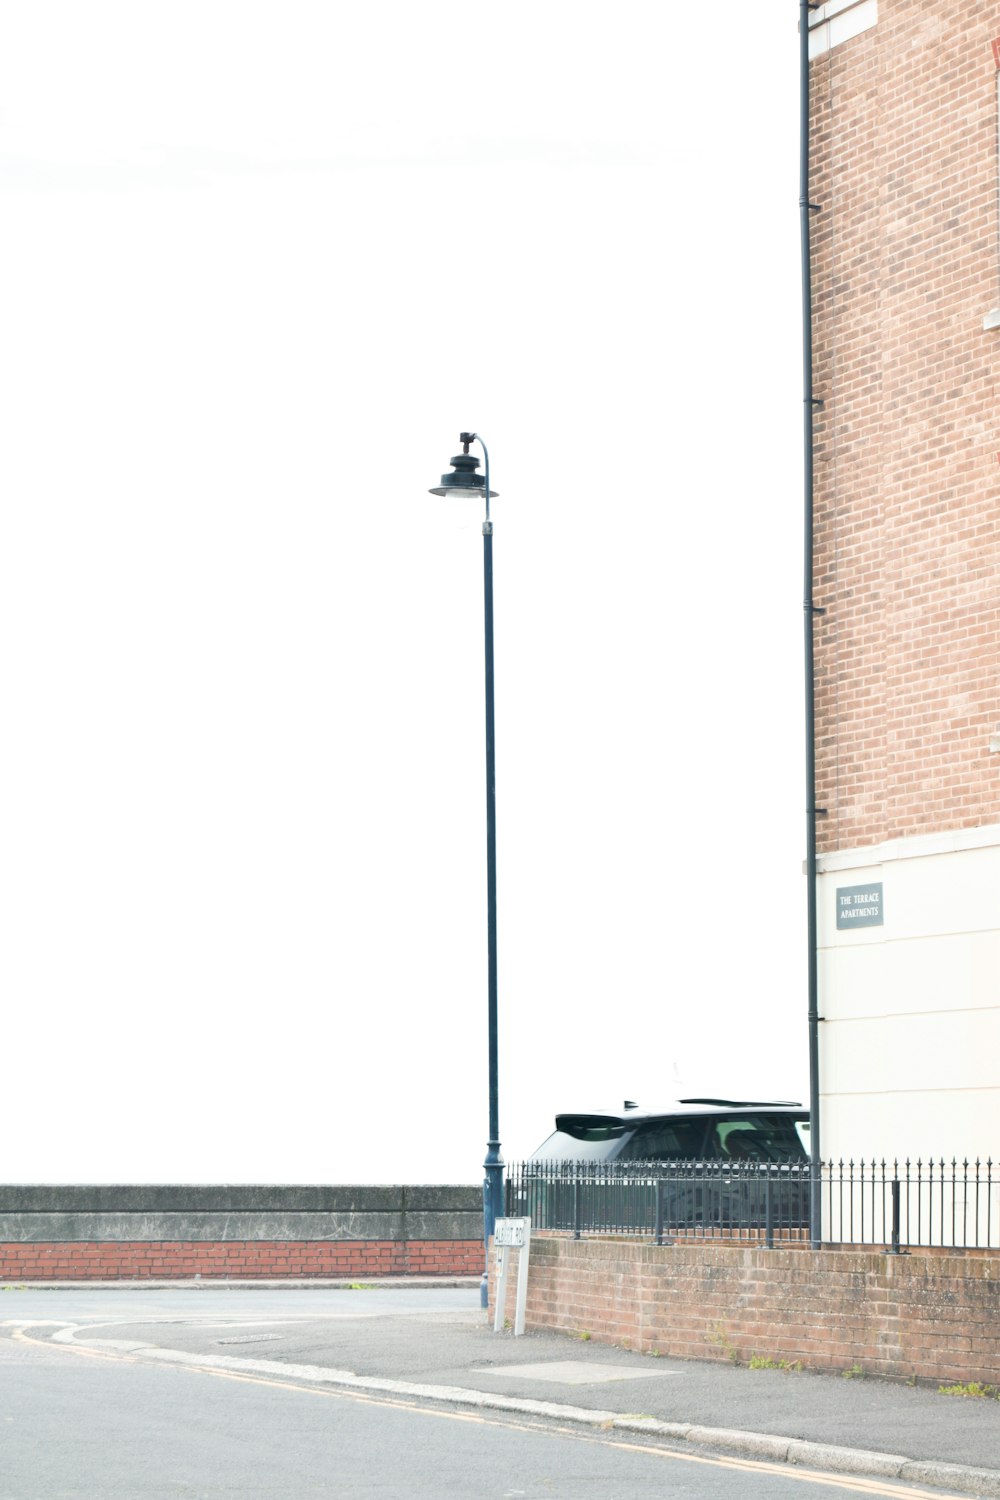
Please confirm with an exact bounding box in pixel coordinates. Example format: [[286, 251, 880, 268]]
[[430, 433, 502, 1304]]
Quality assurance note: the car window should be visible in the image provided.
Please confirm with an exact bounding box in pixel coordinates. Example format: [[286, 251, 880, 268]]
[[710, 1116, 807, 1162], [529, 1128, 627, 1163], [619, 1119, 707, 1160], [529, 1110, 809, 1164]]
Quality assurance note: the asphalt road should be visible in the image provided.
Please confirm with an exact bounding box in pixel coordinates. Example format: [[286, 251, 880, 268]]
[[0, 1317, 971, 1499], [11, 1286, 999, 1467]]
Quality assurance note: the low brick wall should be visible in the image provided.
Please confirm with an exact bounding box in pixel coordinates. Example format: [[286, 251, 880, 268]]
[[0, 1238, 483, 1281], [0, 1185, 483, 1281], [491, 1235, 1000, 1386]]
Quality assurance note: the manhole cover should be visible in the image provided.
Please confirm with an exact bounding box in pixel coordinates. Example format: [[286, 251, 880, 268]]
[[216, 1333, 283, 1346]]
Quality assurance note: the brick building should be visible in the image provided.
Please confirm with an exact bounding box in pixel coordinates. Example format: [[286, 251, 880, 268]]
[[808, 0, 1000, 1160]]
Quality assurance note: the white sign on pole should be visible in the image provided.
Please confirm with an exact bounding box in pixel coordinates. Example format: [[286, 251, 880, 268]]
[[494, 1218, 526, 1248], [492, 1217, 531, 1336]]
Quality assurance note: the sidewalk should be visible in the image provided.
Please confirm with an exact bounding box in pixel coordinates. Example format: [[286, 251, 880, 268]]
[[14, 1277, 1000, 1497]]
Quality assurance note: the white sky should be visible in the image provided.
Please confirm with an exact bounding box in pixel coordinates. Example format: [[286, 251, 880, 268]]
[[1, 3, 807, 1183]]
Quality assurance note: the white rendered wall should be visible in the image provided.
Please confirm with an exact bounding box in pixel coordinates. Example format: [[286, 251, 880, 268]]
[[808, 0, 878, 59], [817, 826, 1000, 1166]]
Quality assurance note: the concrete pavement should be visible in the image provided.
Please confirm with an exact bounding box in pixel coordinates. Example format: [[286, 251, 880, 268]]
[[6, 1278, 1000, 1497]]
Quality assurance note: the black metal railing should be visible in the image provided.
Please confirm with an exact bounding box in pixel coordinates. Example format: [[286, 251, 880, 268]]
[[823, 1158, 997, 1251], [504, 1157, 998, 1251]]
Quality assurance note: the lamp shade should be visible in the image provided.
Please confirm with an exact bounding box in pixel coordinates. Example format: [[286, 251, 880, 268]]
[[429, 449, 498, 499]]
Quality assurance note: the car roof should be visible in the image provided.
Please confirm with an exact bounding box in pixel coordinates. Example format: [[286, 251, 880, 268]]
[[554, 1099, 806, 1131]]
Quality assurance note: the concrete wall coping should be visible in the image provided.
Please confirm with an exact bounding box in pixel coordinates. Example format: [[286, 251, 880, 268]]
[[0, 1185, 481, 1214]]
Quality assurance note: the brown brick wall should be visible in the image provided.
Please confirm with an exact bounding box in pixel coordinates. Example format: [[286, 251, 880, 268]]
[[492, 1236, 1000, 1385], [810, 1, 1000, 851], [0, 1239, 483, 1280]]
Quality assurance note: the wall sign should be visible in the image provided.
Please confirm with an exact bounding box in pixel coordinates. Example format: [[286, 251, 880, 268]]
[[836, 882, 884, 929]]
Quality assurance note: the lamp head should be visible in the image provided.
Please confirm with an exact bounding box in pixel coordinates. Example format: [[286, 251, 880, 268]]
[[429, 433, 498, 499]]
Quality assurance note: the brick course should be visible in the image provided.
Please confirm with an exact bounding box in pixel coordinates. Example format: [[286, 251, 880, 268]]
[[810, 0, 1000, 851], [0, 1238, 483, 1280], [491, 1235, 1000, 1385]]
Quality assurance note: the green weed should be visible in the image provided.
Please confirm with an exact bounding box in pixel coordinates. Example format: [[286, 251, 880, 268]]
[[938, 1381, 999, 1399], [709, 1326, 740, 1364]]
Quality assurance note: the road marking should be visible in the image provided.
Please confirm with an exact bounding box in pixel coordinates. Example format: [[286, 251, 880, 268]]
[[44, 1319, 299, 1341], [8, 1325, 967, 1499], [0, 1319, 67, 1328]]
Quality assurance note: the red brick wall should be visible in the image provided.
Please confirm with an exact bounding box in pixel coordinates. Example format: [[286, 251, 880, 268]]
[[0, 1239, 483, 1281], [810, 1, 1000, 851], [492, 1236, 1000, 1385]]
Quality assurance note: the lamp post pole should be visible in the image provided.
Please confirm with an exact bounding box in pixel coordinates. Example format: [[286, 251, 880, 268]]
[[430, 434, 503, 1303], [480, 446, 503, 1267]]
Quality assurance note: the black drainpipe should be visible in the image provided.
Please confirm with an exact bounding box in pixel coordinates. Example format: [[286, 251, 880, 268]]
[[800, 0, 825, 1249]]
